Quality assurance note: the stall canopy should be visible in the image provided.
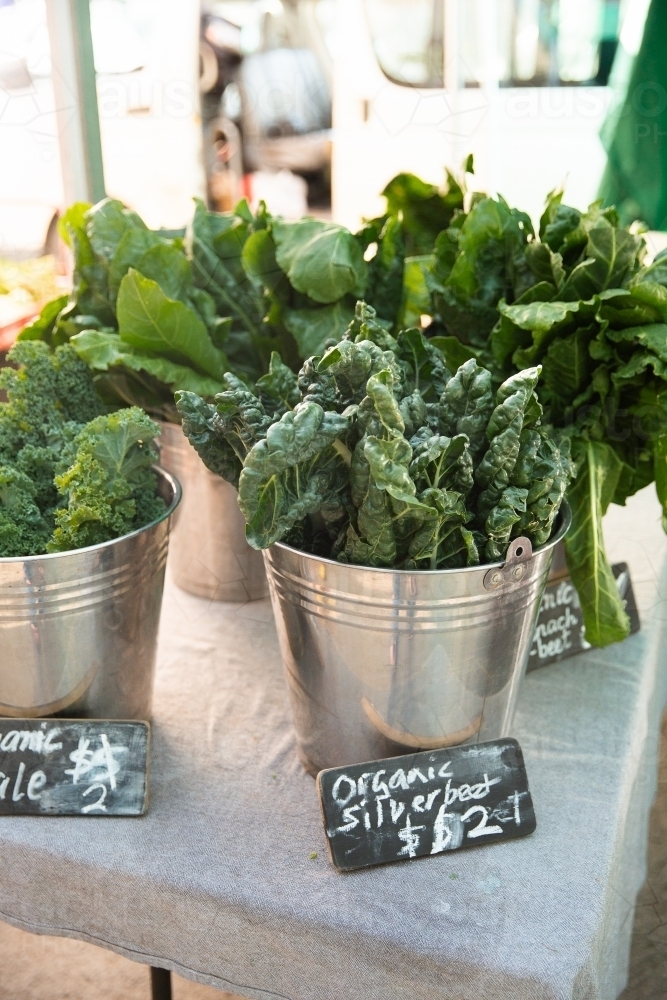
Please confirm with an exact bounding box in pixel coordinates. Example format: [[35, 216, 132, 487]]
[[46, 0, 105, 205], [599, 0, 667, 230]]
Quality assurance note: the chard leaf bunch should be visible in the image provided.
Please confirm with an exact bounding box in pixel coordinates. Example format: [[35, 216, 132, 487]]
[[176, 303, 571, 569], [0, 342, 165, 557], [422, 176, 667, 646]]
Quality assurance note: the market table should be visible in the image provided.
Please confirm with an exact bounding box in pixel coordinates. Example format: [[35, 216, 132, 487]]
[[1, 488, 666, 1000]]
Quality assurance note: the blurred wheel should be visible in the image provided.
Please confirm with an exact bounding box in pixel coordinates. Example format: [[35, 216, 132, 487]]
[[199, 39, 219, 94]]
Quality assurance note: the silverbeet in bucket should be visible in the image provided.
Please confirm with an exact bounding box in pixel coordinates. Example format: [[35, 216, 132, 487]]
[[0, 467, 180, 720], [264, 504, 571, 775]]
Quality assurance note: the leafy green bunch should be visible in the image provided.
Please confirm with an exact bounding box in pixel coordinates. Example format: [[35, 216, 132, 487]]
[[19, 200, 236, 421], [175, 303, 571, 569], [0, 342, 165, 557], [421, 180, 667, 646], [359, 156, 475, 337], [19, 167, 472, 422]]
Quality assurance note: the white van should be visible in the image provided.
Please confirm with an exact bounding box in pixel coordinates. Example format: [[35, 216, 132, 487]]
[[331, 0, 651, 228]]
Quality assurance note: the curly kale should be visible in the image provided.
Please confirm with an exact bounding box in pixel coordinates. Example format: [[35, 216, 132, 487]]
[[49, 409, 165, 552], [178, 301, 571, 568], [0, 341, 104, 451], [0, 342, 165, 557], [0, 466, 52, 557]]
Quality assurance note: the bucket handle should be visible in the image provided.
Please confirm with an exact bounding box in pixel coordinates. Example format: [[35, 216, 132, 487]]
[[483, 536, 533, 591]]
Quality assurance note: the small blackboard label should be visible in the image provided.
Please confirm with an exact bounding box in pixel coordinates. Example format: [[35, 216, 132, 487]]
[[0, 720, 149, 816], [528, 562, 639, 671], [317, 739, 535, 871]]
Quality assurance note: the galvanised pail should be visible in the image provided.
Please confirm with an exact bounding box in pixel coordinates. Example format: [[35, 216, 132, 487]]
[[264, 504, 571, 774], [159, 422, 268, 602], [0, 467, 180, 720]]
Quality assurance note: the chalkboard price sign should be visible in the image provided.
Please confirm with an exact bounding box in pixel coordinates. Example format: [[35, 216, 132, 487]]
[[527, 562, 639, 671], [0, 720, 149, 816], [318, 739, 535, 871]]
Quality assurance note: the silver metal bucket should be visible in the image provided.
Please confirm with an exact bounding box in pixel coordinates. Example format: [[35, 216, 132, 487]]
[[264, 505, 571, 774], [159, 422, 268, 602], [0, 468, 180, 720]]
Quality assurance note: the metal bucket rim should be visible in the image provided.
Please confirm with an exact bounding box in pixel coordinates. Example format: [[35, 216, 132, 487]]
[[0, 465, 182, 565], [269, 500, 571, 577]]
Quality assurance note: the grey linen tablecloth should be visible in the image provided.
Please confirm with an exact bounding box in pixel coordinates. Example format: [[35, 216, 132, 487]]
[[1, 488, 667, 1000]]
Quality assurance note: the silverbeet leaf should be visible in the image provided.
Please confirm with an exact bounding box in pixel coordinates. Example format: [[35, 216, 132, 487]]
[[71, 330, 226, 398], [256, 351, 300, 413], [238, 402, 350, 548], [406, 488, 470, 570], [215, 373, 274, 452], [86, 198, 148, 262], [396, 327, 450, 401], [439, 358, 494, 457], [484, 486, 527, 561], [174, 390, 242, 486], [409, 433, 473, 496], [564, 438, 630, 646], [318, 339, 404, 407], [475, 366, 541, 519]]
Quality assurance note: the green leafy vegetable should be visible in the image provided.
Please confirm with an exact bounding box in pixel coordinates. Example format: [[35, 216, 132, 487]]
[[563, 440, 630, 645], [272, 219, 367, 304], [48, 408, 164, 552], [116, 269, 229, 379], [177, 304, 569, 568], [0, 342, 165, 557]]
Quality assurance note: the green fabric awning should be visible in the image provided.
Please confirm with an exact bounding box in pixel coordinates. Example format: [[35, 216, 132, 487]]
[[599, 0, 667, 229]]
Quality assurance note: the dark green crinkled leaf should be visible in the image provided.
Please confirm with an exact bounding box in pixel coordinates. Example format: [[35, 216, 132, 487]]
[[175, 390, 243, 485], [475, 367, 540, 518], [256, 351, 300, 413], [409, 433, 473, 496], [405, 488, 471, 569], [484, 486, 527, 561], [318, 339, 403, 407], [396, 327, 450, 401], [348, 300, 398, 351], [238, 403, 350, 548], [439, 358, 494, 457]]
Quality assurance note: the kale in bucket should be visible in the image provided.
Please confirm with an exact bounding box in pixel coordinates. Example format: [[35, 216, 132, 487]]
[[0, 342, 165, 557], [176, 303, 572, 569]]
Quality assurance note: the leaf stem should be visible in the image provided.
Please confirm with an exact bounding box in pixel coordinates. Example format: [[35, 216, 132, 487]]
[[331, 438, 352, 466]]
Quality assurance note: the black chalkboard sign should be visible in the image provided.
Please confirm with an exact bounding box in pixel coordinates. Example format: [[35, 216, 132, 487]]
[[527, 562, 639, 671], [318, 739, 535, 871], [0, 720, 149, 816]]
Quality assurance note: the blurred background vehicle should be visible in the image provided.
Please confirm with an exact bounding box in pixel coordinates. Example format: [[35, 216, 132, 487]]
[[0, 0, 664, 283], [200, 0, 335, 215], [332, 0, 654, 229]]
